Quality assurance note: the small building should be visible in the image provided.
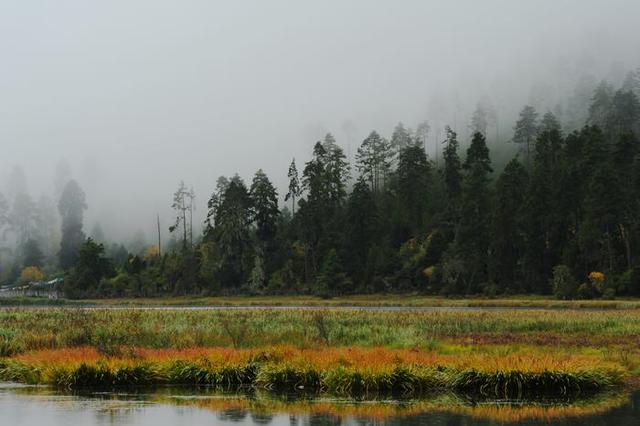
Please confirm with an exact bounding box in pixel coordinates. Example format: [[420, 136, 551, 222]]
[[0, 278, 64, 299]]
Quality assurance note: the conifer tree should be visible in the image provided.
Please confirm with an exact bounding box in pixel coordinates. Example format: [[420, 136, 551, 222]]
[[284, 159, 300, 215], [513, 105, 539, 168]]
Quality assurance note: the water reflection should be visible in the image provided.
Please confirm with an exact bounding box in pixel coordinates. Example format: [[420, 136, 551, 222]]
[[1, 383, 639, 425]]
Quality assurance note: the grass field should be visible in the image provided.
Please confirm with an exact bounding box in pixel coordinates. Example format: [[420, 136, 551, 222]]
[[0, 307, 637, 395], [3, 294, 640, 309]]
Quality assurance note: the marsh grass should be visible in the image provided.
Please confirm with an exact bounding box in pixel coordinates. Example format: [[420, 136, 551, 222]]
[[0, 346, 624, 397], [0, 308, 635, 396], [3, 308, 640, 352], [4, 295, 640, 309]]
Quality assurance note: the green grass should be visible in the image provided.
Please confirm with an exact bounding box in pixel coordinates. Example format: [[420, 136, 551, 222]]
[[1, 308, 640, 352], [3, 294, 640, 309]]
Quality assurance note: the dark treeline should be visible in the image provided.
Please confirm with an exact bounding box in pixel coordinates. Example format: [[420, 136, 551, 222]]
[[3, 72, 640, 300]]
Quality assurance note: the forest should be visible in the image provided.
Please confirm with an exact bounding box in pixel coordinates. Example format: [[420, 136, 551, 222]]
[[2, 72, 640, 300]]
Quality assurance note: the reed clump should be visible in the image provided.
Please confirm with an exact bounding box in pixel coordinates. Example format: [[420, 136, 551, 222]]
[[0, 346, 623, 397]]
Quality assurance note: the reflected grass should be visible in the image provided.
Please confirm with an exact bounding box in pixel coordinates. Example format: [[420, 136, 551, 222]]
[[7, 385, 630, 424]]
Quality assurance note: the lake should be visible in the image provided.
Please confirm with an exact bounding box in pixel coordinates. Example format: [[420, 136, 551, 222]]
[[2, 383, 640, 425]]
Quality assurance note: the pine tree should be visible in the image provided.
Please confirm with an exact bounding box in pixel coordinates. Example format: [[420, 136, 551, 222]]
[[522, 126, 565, 292], [390, 122, 412, 155], [610, 90, 640, 140], [345, 178, 378, 284], [442, 126, 463, 207], [298, 142, 331, 277], [470, 102, 489, 136], [356, 131, 394, 193], [58, 180, 87, 269], [447, 132, 493, 292], [587, 81, 614, 131], [249, 169, 279, 245], [513, 105, 539, 168], [250, 169, 279, 276], [397, 144, 431, 235], [9, 193, 37, 248], [284, 159, 301, 215], [322, 133, 350, 204], [205, 176, 230, 235], [490, 159, 528, 291], [613, 133, 639, 269], [215, 175, 253, 288], [0, 193, 8, 238], [315, 248, 351, 297], [22, 238, 44, 268], [539, 111, 561, 134], [415, 120, 431, 151], [622, 69, 640, 96]]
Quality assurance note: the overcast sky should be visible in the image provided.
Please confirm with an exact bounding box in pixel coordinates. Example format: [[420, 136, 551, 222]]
[[1, 0, 639, 244]]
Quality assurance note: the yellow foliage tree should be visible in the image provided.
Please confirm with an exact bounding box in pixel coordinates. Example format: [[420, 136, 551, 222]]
[[20, 266, 44, 284], [144, 245, 160, 260], [588, 271, 605, 284]]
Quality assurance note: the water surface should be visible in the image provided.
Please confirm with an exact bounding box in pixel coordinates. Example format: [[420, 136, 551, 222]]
[[2, 383, 640, 425]]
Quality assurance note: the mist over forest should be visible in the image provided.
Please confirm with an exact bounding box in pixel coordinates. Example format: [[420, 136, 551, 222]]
[[2, 1, 640, 298]]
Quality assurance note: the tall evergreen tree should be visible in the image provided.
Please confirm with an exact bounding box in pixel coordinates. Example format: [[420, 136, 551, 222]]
[[587, 81, 614, 131], [415, 120, 431, 151], [390, 122, 412, 156], [249, 169, 279, 247], [522, 126, 566, 292], [446, 132, 493, 293], [58, 180, 87, 269], [284, 159, 300, 215], [470, 102, 489, 136], [22, 238, 44, 268], [9, 193, 37, 248], [322, 133, 350, 204], [610, 89, 640, 139], [397, 143, 431, 236], [490, 159, 528, 292], [442, 127, 463, 207], [215, 175, 253, 288], [356, 131, 394, 193], [0, 192, 8, 238], [539, 111, 561, 133], [513, 105, 539, 168], [344, 178, 378, 285], [205, 176, 230, 235], [613, 133, 639, 270], [298, 142, 331, 277]]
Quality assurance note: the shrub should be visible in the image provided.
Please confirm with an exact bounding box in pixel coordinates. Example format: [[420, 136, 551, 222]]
[[552, 265, 579, 300], [19, 266, 44, 284], [577, 283, 595, 300]]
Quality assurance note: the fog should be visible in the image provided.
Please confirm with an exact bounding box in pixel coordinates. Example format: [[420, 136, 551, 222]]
[[1, 0, 639, 245]]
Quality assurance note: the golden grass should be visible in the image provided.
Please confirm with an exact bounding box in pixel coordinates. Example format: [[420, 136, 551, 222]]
[[0, 345, 624, 396], [11, 345, 622, 375]]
